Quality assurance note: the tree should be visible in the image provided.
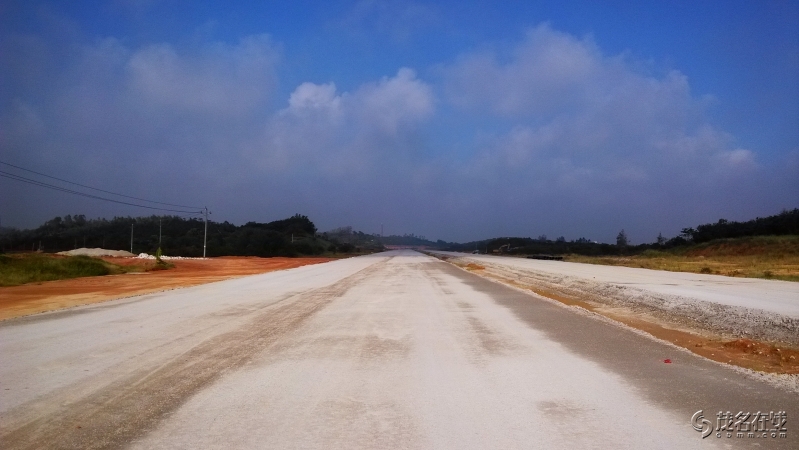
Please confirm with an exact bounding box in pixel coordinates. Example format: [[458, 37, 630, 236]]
[[616, 229, 628, 247], [555, 236, 566, 243], [680, 227, 696, 241], [656, 232, 665, 246]]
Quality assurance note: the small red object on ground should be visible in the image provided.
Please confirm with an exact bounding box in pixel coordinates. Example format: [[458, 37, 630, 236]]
[[664, 359, 672, 363]]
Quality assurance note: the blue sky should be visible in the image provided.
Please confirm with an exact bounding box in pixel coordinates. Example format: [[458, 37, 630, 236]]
[[1, 1, 797, 243]]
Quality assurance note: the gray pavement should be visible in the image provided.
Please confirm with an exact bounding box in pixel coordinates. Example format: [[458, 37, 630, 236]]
[[432, 251, 799, 317], [1, 250, 795, 449]]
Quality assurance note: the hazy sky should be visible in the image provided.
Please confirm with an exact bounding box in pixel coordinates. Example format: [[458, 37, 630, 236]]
[[1, 1, 797, 243]]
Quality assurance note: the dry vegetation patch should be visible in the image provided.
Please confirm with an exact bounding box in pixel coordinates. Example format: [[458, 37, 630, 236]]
[[565, 235, 799, 281]]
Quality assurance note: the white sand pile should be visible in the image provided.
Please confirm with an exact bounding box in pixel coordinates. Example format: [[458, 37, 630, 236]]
[[136, 253, 202, 260], [57, 248, 136, 257]]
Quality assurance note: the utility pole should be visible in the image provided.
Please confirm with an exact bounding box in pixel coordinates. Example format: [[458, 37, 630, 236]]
[[159, 218, 162, 247], [203, 207, 208, 258], [130, 223, 134, 254]]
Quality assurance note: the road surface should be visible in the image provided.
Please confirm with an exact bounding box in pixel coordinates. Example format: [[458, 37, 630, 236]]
[[1, 250, 795, 449], [432, 251, 799, 317]]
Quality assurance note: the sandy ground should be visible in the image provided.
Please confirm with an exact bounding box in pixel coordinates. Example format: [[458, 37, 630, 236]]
[[1, 250, 795, 449], [432, 251, 799, 373], [0, 256, 333, 321]]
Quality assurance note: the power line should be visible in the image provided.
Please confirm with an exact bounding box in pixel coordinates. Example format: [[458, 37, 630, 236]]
[[0, 160, 202, 209], [0, 171, 202, 214], [1, 170, 202, 214]]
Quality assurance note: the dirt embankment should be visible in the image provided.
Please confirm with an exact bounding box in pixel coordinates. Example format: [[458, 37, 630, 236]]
[[0, 256, 333, 321]]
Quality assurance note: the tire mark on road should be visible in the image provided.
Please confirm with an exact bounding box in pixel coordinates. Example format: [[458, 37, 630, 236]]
[[0, 258, 390, 450], [466, 316, 509, 355], [422, 262, 523, 362]]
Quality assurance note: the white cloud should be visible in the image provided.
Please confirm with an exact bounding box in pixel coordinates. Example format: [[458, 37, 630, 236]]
[[444, 24, 755, 183], [716, 148, 756, 168], [444, 24, 599, 116], [286, 82, 341, 117], [352, 67, 435, 135], [253, 68, 435, 175], [127, 35, 278, 115]]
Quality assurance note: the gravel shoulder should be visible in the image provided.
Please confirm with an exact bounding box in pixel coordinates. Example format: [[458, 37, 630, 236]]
[[431, 251, 799, 372], [433, 252, 799, 316]]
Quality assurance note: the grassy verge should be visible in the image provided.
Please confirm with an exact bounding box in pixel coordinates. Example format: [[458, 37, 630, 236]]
[[0, 253, 137, 287], [564, 235, 799, 281]]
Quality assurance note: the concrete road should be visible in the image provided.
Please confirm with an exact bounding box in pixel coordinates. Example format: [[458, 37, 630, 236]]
[[1, 250, 795, 449], [432, 251, 799, 317]]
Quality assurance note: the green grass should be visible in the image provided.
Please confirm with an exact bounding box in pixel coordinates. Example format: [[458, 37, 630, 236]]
[[0, 253, 125, 287]]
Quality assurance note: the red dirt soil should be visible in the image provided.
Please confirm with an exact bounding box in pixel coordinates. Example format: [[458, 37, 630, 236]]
[[0, 256, 333, 321]]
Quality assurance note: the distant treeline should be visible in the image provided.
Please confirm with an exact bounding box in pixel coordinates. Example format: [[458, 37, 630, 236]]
[[445, 237, 619, 256], [2, 208, 796, 257], [677, 208, 798, 244], [0, 214, 380, 257], [444, 208, 799, 255], [378, 233, 448, 247], [319, 227, 384, 253]]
